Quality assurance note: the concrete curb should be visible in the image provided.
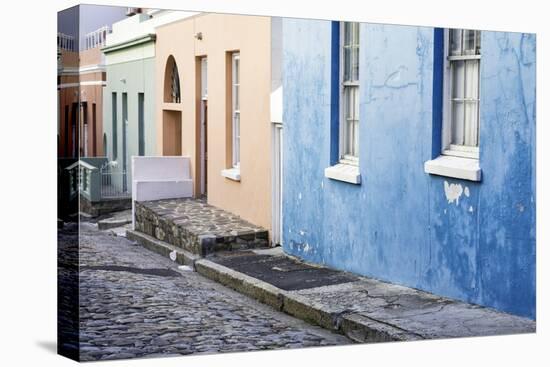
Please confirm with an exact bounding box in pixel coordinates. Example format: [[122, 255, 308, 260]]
[[339, 313, 424, 343], [194, 259, 285, 311], [194, 258, 420, 343], [126, 229, 200, 268]]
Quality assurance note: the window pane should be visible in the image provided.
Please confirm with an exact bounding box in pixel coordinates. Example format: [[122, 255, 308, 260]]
[[234, 112, 240, 165], [346, 120, 355, 156], [343, 86, 359, 157], [464, 59, 479, 99], [464, 30, 476, 53], [344, 87, 352, 120], [201, 58, 208, 98], [450, 29, 462, 55], [234, 85, 239, 110], [464, 59, 480, 147], [464, 102, 479, 146], [234, 57, 239, 84], [451, 101, 465, 145], [451, 60, 465, 99], [351, 46, 359, 81], [343, 46, 351, 81], [352, 22, 359, 46], [475, 30, 481, 54], [353, 120, 359, 156], [235, 113, 240, 140], [344, 22, 351, 46], [344, 88, 351, 155], [354, 86, 360, 120]]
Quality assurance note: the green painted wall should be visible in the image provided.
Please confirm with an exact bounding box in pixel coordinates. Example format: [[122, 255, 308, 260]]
[[103, 53, 156, 192]]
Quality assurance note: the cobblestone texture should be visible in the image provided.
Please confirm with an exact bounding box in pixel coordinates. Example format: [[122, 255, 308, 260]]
[[77, 221, 350, 361], [134, 198, 269, 255], [58, 222, 80, 359]]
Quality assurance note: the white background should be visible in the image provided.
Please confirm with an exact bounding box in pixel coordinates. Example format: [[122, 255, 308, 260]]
[[0, 0, 547, 365]]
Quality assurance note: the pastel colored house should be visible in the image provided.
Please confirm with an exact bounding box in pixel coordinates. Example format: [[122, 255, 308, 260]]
[[281, 20, 536, 319], [57, 29, 108, 158], [154, 14, 282, 241], [57, 5, 126, 217], [102, 9, 196, 194], [57, 5, 127, 158]]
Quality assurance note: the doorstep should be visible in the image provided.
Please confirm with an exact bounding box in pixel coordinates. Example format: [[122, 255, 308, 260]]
[[133, 198, 269, 256]]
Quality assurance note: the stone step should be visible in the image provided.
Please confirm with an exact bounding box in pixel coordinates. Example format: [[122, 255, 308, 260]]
[[134, 198, 270, 256]]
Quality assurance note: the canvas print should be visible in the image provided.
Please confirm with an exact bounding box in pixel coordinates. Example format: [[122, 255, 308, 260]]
[[57, 4, 536, 362]]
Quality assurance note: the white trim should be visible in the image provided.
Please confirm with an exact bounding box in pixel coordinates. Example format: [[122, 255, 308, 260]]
[[324, 163, 361, 185], [231, 52, 241, 168], [443, 144, 479, 159], [61, 65, 106, 75], [271, 123, 283, 246], [340, 156, 359, 166], [448, 54, 481, 61], [58, 81, 107, 89], [221, 167, 241, 182], [424, 155, 481, 181], [65, 160, 97, 171], [339, 22, 360, 161]]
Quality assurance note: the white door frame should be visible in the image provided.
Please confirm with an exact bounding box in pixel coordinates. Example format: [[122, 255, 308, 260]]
[[271, 122, 283, 246]]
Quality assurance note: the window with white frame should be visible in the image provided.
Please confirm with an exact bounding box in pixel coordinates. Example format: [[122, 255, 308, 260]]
[[340, 22, 360, 163], [231, 52, 240, 168], [443, 28, 481, 159]]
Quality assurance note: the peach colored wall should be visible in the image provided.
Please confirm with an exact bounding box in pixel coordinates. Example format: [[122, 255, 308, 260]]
[[79, 47, 102, 67], [155, 13, 272, 233], [162, 110, 182, 155]]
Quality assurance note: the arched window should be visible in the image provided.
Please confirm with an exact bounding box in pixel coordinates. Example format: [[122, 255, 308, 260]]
[[164, 55, 181, 103]]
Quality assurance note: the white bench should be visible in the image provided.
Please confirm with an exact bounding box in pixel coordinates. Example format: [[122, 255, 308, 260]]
[[132, 156, 193, 229]]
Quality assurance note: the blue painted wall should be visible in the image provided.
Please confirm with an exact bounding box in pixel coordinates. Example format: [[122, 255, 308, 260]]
[[281, 19, 536, 319]]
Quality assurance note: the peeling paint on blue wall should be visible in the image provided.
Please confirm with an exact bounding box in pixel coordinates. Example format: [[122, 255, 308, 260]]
[[282, 20, 536, 319]]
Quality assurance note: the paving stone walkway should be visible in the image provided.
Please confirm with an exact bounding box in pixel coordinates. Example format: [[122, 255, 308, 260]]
[[76, 221, 350, 361]]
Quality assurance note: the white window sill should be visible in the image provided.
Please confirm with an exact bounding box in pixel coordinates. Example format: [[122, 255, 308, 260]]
[[221, 167, 241, 182], [324, 163, 361, 185], [424, 155, 481, 182]]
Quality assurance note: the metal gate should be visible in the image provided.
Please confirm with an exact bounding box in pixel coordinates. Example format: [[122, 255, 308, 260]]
[[100, 162, 130, 199]]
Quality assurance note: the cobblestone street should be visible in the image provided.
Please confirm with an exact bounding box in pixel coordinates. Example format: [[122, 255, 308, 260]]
[[76, 221, 351, 361]]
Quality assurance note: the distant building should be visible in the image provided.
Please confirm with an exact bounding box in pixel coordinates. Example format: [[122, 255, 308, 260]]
[[57, 5, 127, 158], [281, 20, 536, 319], [102, 9, 196, 193]]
